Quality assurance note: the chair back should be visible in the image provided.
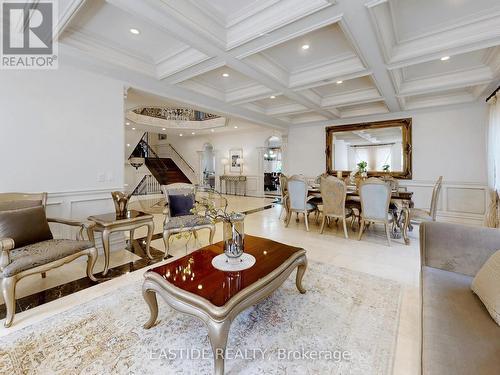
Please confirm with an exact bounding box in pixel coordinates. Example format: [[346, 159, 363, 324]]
[[381, 176, 399, 191], [429, 176, 443, 220], [287, 175, 308, 211], [320, 176, 346, 217], [0, 192, 47, 211], [161, 183, 196, 217], [279, 174, 288, 196], [359, 178, 391, 221]]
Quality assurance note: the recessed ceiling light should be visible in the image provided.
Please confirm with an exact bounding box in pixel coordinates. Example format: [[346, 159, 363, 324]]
[[191, 132, 195, 135], [162, 128, 166, 131], [126, 143, 130, 147], [211, 129, 215, 132], [129, 28, 140, 35], [301, 44, 310, 50], [336, 80, 343, 84], [440, 56, 450, 61], [179, 133, 183, 137], [125, 122, 130, 125], [270, 95, 276, 99], [234, 126, 238, 129], [222, 73, 229, 77], [131, 127, 136, 130]]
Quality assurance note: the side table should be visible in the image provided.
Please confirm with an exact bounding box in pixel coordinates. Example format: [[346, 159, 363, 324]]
[[88, 210, 154, 275]]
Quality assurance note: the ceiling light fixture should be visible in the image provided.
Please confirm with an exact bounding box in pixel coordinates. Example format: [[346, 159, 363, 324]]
[[301, 44, 310, 50], [126, 143, 131, 147], [162, 128, 166, 131], [234, 126, 238, 129], [270, 95, 276, 99], [125, 122, 130, 125], [222, 73, 229, 77], [440, 56, 450, 61], [179, 133, 183, 137], [191, 132, 195, 135], [131, 127, 136, 130], [129, 28, 140, 35], [336, 80, 343, 84], [211, 129, 215, 132]]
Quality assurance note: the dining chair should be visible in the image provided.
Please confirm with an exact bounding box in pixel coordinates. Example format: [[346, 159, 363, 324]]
[[410, 176, 443, 223], [358, 178, 393, 246], [319, 176, 352, 238], [279, 174, 288, 220], [285, 175, 318, 231]]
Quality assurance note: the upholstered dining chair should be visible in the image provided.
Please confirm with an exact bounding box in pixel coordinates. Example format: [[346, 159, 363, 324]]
[[279, 174, 288, 220], [0, 192, 98, 328], [358, 178, 393, 246], [410, 176, 443, 224], [285, 175, 319, 231], [161, 183, 215, 258], [319, 176, 352, 238]]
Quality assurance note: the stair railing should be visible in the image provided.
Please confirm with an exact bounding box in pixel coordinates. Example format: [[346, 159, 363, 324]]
[[168, 143, 195, 175], [130, 174, 161, 196]]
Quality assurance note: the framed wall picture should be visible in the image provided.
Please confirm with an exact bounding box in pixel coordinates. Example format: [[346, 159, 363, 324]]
[[229, 149, 243, 173]]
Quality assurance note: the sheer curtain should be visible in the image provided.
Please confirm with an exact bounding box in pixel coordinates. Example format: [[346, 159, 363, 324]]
[[485, 93, 500, 227]]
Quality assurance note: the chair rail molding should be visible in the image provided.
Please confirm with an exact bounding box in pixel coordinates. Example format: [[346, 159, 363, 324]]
[[46, 187, 127, 253]]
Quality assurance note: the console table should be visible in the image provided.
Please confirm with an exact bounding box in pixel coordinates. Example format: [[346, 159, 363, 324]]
[[220, 175, 247, 196]]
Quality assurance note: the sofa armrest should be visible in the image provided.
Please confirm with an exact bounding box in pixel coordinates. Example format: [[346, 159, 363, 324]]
[[0, 238, 15, 271], [47, 217, 96, 242], [420, 221, 500, 276]]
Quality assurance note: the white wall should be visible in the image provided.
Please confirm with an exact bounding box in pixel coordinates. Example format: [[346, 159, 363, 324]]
[[288, 102, 489, 225], [166, 128, 284, 196], [0, 64, 126, 249]]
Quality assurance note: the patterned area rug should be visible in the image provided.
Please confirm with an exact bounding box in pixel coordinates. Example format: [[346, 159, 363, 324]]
[[0, 262, 401, 375]]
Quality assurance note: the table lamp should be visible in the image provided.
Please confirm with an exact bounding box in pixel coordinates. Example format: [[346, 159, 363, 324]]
[[221, 158, 229, 175], [236, 158, 244, 175]]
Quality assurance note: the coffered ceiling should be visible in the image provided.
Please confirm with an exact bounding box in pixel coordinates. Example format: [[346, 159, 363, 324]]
[[56, 0, 500, 130]]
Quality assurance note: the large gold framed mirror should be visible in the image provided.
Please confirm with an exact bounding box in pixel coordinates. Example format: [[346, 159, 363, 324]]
[[326, 118, 412, 179]]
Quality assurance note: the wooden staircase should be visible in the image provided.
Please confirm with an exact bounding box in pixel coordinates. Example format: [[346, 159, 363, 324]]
[[145, 157, 191, 185]]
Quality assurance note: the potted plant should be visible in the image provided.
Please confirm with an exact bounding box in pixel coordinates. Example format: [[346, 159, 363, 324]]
[[357, 161, 368, 178], [382, 164, 390, 173]]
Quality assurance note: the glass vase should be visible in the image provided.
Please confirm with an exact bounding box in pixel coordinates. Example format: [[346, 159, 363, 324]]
[[223, 213, 245, 262]]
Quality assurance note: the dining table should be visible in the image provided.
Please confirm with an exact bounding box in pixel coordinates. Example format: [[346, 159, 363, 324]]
[[308, 184, 414, 245]]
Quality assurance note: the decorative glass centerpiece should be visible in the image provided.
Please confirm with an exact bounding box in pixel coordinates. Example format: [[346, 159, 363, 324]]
[[192, 190, 246, 262], [111, 191, 131, 217]]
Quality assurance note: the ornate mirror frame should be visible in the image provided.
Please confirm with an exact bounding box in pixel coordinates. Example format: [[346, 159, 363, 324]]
[[325, 118, 412, 179]]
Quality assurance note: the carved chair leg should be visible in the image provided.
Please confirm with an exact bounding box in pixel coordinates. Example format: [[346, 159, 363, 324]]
[[163, 230, 171, 259], [208, 225, 215, 244], [320, 215, 326, 234], [304, 211, 310, 232], [342, 218, 349, 239], [86, 247, 98, 282], [385, 223, 392, 247], [358, 220, 366, 241], [2, 276, 17, 328]]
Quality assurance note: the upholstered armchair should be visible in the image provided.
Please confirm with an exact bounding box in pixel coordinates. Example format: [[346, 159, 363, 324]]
[[161, 183, 215, 258], [319, 176, 352, 238], [358, 178, 393, 246], [285, 175, 319, 231], [0, 193, 98, 328], [279, 174, 288, 220]]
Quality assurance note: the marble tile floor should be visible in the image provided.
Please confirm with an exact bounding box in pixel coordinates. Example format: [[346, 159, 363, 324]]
[[0, 196, 421, 375]]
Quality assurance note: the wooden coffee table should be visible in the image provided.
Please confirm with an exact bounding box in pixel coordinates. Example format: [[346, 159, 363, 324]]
[[142, 235, 307, 375]]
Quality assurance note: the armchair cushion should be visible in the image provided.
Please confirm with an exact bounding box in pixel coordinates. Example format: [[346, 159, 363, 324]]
[[164, 215, 212, 230], [0, 239, 94, 278], [0, 206, 53, 248], [169, 193, 195, 217]]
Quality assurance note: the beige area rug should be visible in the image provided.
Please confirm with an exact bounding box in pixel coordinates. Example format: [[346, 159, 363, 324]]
[[0, 262, 401, 375]]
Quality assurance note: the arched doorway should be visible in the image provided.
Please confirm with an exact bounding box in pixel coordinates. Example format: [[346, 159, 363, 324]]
[[263, 135, 282, 196], [201, 143, 216, 188]]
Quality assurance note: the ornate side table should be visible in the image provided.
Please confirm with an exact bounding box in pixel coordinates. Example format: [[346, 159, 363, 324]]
[[219, 175, 247, 196], [88, 210, 154, 275]]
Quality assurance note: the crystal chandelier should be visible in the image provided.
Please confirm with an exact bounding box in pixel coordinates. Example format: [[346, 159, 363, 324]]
[[160, 108, 195, 122]]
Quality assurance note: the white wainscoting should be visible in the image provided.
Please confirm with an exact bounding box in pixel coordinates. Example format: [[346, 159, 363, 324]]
[[46, 188, 127, 254]]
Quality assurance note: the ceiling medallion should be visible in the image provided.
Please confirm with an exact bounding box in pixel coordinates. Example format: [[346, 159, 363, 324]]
[[133, 107, 220, 122]]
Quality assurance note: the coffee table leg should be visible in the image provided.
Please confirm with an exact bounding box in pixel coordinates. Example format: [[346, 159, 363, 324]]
[[145, 222, 154, 259], [296, 257, 307, 294], [142, 288, 159, 329], [102, 229, 111, 276], [207, 319, 231, 375]]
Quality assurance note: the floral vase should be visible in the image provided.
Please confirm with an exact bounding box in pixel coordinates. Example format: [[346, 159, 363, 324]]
[[111, 191, 130, 217], [223, 213, 245, 262]]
